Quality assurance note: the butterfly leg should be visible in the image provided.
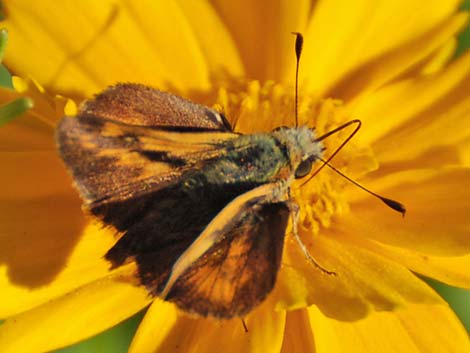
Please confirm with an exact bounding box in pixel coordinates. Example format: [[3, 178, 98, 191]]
[[286, 199, 336, 276]]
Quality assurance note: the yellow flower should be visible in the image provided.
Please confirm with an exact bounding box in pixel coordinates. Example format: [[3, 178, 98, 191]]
[[1, 1, 469, 353]]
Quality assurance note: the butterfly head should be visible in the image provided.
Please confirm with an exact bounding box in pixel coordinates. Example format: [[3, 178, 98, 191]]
[[272, 126, 324, 179]]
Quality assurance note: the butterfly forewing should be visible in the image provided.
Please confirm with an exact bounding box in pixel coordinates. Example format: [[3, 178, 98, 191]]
[[80, 83, 232, 131], [57, 115, 238, 207]]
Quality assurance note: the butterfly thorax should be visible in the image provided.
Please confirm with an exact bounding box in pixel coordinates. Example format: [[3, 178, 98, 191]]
[[183, 127, 323, 195], [190, 133, 292, 188]]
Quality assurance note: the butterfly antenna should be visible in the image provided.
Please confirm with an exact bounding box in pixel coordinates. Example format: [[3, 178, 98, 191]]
[[301, 119, 406, 216], [292, 32, 303, 128], [319, 158, 406, 216]]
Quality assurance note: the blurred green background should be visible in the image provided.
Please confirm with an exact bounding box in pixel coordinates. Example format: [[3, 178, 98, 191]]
[[0, 1, 468, 352]]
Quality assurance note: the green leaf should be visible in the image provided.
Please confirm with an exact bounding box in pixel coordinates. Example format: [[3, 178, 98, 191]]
[[0, 64, 12, 88], [455, 0, 470, 57], [0, 28, 8, 62], [53, 311, 145, 353], [426, 278, 470, 332], [0, 97, 34, 127]]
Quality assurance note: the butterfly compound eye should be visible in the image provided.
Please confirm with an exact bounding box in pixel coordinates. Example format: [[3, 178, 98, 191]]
[[295, 159, 312, 179]]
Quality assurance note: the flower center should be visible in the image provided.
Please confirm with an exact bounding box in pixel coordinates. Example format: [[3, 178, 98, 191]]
[[214, 80, 378, 239]]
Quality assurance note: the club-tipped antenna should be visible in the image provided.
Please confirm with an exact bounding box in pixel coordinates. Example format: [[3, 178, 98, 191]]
[[292, 32, 303, 128], [301, 119, 362, 186], [300, 119, 406, 216], [319, 158, 406, 216]]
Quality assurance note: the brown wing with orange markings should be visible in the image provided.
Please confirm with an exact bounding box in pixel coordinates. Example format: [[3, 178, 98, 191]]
[[162, 185, 291, 318], [57, 83, 236, 208], [57, 115, 238, 208], [80, 83, 232, 131]]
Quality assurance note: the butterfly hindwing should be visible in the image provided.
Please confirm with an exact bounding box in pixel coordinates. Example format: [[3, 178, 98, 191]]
[[159, 183, 290, 318], [100, 167, 257, 269]]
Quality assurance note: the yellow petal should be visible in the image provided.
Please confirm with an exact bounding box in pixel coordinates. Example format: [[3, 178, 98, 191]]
[[357, 238, 470, 289], [343, 168, 470, 257], [0, 214, 120, 318], [460, 138, 470, 167], [0, 79, 109, 317], [308, 303, 470, 353], [0, 149, 120, 316], [301, 0, 465, 97], [129, 299, 286, 353], [329, 13, 467, 100], [2, 0, 213, 96], [0, 74, 127, 319], [273, 234, 439, 320], [375, 91, 469, 167], [119, 1, 210, 93], [0, 113, 55, 151], [348, 52, 469, 148], [175, 0, 244, 79], [211, 0, 311, 81], [280, 309, 316, 353], [419, 37, 458, 75], [0, 265, 151, 353]]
